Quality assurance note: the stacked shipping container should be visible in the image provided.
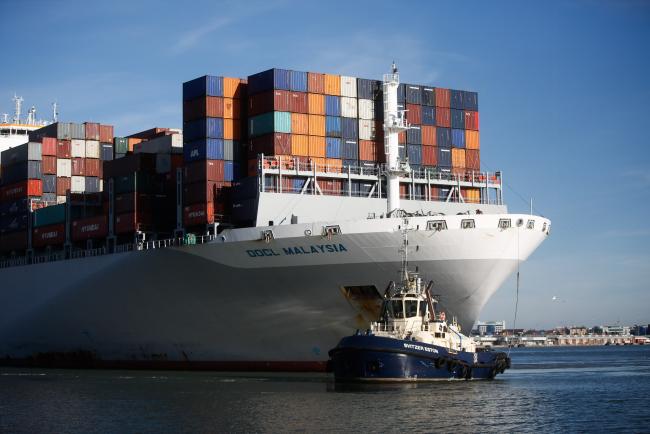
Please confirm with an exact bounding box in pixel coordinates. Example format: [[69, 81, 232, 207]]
[[182, 75, 247, 226]]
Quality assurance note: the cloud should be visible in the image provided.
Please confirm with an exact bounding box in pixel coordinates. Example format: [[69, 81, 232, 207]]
[[622, 168, 650, 186], [170, 17, 233, 55]]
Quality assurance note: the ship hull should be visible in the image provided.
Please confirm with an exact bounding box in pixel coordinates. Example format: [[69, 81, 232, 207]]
[[0, 214, 548, 370]]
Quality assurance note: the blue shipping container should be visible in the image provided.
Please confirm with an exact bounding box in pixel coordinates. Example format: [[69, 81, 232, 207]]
[[422, 106, 436, 125], [451, 109, 465, 129], [293, 177, 306, 191], [437, 127, 452, 148], [422, 87, 435, 106], [325, 95, 341, 116], [290, 70, 308, 92], [342, 159, 358, 168], [341, 140, 358, 159], [42, 174, 56, 193], [326, 137, 341, 158], [85, 177, 101, 193], [183, 75, 223, 101], [407, 126, 422, 145], [450, 90, 463, 109], [438, 147, 452, 167], [407, 144, 422, 165], [341, 118, 358, 139], [463, 91, 478, 111], [405, 85, 422, 104], [184, 118, 224, 141], [183, 139, 224, 162], [224, 161, 239, 181], [452, 129, 466, 148], [357, 78, 382, 100], [101, 144, 114, 161], [325, 116, 341, 137], [247, 68, 291, 95], [397, 83, 406, 103]]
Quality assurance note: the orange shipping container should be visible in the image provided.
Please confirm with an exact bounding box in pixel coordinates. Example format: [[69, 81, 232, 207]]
[[308, 115, 326, 136], [223, 98, 240, 119], [128, 138, 142, 152], [465, 149, 480, 170], [422, 145, 437, 166], [223, 119, 241, 140], [310, 157, 326, 170], [421, 126, 436, 146], [437, 108, 451, 128], [398, 131, 406, 144], [308, 93, 325, 115], [435, 88, 451, 108], [359, 140, 380, 161], [291, 134, 310, 156], [466, 130, 480, 149], [223, 77, 243, 99], [291, 113, 309, 135], [308, 72, 325, 94], [462, 187, 481, 204], [308, 136, 326, 157], [452, 148, 466, 168], [324, 74, 341, 95], [326, 158, 343, 170]]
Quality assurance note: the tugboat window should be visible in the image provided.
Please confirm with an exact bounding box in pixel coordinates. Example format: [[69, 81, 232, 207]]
[[405, 300, 418, 318], [419, 301, 427, 316], [391, 300, 404, 318]]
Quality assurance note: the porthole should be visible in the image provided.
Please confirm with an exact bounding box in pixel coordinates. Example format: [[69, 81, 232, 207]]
[[461, 219, 475, 229], [526, 220, 535, 230], [427, 220, 447, 231], [498, 219, 511, 230]]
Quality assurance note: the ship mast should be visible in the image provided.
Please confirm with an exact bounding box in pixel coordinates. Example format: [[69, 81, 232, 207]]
[[12, 94, 23, 124], [382, 62, 410, 217]]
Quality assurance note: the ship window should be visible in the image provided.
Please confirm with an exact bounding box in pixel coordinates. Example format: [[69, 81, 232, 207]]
[[527, 220, 535, 229], [461, 219, 475, 229], [427, 220, 447, 231], [542, 222, 547, 232], [435, 333, 441, 338], [498, 219, 511, 229], [405, 300, 418, 318], [391, 300, 404, 318], [419, 301, 427, 316]]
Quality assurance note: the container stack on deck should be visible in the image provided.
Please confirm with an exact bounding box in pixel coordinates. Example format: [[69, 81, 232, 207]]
[[182, 75, 247, 227]]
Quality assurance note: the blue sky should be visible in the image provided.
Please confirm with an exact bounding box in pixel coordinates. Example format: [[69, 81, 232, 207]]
[[2, 0, 649, 328]]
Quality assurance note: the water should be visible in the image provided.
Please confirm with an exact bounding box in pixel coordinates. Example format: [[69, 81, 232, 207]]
[[1, 346, 649, 433]]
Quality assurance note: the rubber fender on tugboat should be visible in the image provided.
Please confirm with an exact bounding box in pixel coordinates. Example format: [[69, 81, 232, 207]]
[[490, 367, 497, 379], [463, 365, 472, 380]]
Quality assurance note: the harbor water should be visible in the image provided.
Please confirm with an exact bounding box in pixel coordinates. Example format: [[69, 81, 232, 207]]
[[1, 346, 649, 433]]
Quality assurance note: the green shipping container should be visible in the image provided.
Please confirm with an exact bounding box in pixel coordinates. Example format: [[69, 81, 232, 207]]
[[33, 204, 66, 228], [114, 137, 128, 154], [248, 112, 291, 138]]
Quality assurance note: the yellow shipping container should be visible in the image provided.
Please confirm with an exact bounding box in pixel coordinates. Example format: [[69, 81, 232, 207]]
[[452, 148, 466, 168], [308, 93, 325, 115], [223, 119, 240, 140], [308, 114, 326, 136], [308, 136, 326, 157], [291, 113, 309, 135], [462, 187, 481, 204], [223, 77, 242, 99], [291, 134, 310, 156], [324, 74, 341, 95], [466, 130, 480, 150]]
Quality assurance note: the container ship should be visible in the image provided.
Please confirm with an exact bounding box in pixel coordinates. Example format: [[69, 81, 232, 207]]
[[0, 64, 550, 370]]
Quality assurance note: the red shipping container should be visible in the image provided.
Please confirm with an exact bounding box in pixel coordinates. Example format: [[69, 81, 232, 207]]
[[0, 231, 28, 252], [42, 156, 57, 175], [72, 158, 86, 176], [99, 124, 114, 143], [406, 104, 421, 124], [71, 215, 107, 241], [183, 96, 224, 121], [1, 180, 42, 201], [85, 159, 100, 177], [184, 160, 225, 183], [249, 133, 291, 156], [247, 159, 258, 177], [359, 140, 381, 161], [430, 186, 440, 201], [57, 140, 72, 158], [422, 145, 437, 166], [114, 193, 157, 214], [115, 212, 153, 234], [32, 224, 66, 247], [435, 88, 451, 108], [319, 179, 343, 195], [289, 92, 308, 113], [308, 72, 325, 94], [465, 149, 481, 170], [183, 203, 215, 226], [57, 177, 71, 196], [42, 137, 57, 156], [464, 111, 479, 131], [421, 126, 436, 146], [398, 131, 406, 144], [85, 122, 100, 140], [399, 184, 408, 199], [184, 181, 231, 205], [436, 108, 451, 128]]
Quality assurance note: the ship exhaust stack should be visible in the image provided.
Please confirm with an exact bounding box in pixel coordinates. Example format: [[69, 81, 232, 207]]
[[382, 63, 410, 217]]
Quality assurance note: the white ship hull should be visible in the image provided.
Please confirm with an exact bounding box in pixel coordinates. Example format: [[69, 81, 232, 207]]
[[0, 213, 549, 370]]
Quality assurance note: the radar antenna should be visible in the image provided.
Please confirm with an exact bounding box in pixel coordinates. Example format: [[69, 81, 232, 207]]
[[12, 94, 23, 124], [27, 106, 36, 125]]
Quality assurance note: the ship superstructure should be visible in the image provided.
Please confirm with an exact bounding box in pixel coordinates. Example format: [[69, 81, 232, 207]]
[[0, 96, 53, 157], [0, 65, 550, 370]]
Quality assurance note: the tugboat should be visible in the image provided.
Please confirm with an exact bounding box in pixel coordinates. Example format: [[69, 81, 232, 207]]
[[328, 222, 511, 381]]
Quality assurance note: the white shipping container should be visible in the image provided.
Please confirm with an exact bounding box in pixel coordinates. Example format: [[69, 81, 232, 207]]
[[156, 154, 171, 174], [71, 139, 86, 158], [340, 76, 357, 97], [134, 133, 183, 154], [358, 99, 375, 120], [71, 176, 85, 192], [341, 97, 358, 118], [56, 159, 71, 177], [85, 140, 100, 159], [359, 119, 379, 140], [56, 195, 67, 204]]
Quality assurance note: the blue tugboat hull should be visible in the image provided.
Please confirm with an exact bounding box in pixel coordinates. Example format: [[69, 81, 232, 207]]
[[328, 335, 509, 381]]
